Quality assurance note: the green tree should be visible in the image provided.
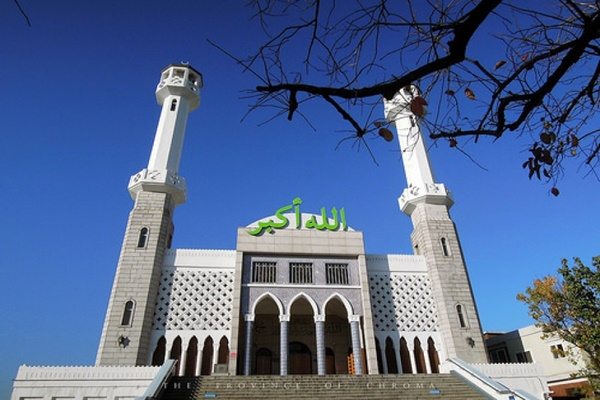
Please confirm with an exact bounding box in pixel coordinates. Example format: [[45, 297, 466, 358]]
[[518, 256, 600, 392]]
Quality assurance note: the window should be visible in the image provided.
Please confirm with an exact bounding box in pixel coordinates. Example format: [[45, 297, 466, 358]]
[[137, 227, 149, 248], [251, 262, 277, 283], [170, 99, 177, 111], [289, 262, 313, 284], [121, 300, 135, 326], [516, 351, 533, 363], [490, 348, 510, 363], [326, 263, 349, 285], [551, 344, 566, 358], [441, 237, 450, 256], [456, 304, 467, 328]]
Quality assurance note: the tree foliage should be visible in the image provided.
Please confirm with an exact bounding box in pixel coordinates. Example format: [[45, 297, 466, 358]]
[[220, 0, 600, 188], [518, 256, 600, 390]]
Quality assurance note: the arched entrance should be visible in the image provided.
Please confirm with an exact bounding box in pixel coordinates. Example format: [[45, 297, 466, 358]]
[[385, 337, 399, 373], [324, 297, 352, 374], [255, 348, 273, 374], [170, 336, 182, 367], [414, 337, 426, 373], [325, 347, 336, 374], [428, 338, 440, 373], [375, 338, 384, 373], [289, 341, 312, 374], [289, 296, 316, 374], [184, 337, 198, 376], [399, 337, 412, 374], [252, 296, 280, 375], [200, 337, 213, 375], [151, 336, 166, 366]]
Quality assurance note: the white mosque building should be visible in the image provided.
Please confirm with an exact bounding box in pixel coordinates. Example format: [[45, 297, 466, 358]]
[[11, 64, 548, 400]]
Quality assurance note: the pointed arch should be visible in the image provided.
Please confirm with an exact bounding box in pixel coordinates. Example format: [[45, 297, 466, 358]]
[[427, 337, 440, 373], [250, 292, 285, 316], [169, 336, 182, 370], [374, 338, 384, 373], [200, 336, 214, 375], [385, 336, 398, 373], [218, 336, 229, 364], [399, 337, 412, 374], [286, 292, 319, 315], [322, 293, 354, 317], [151, 336, 166, 366], [413, 337, 426, 373], [185, 336, 198, 377]]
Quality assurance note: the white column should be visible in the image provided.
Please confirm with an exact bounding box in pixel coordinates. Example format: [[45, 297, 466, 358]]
[[315, 315, 326, 376], [395, 344, 403, 374], [408, 341, 417, 374], [280, 314, 289, 376], [195, 348, 203, 376], [212, 343, 220, 373], [179, 343, 188, 376], [424, 349, 432, 374], [244, 314, 254, 376], [164, 337, 172, 364], [349, 315, 363, 375]]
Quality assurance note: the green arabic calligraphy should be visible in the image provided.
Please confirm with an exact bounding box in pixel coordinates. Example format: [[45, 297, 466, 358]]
[[248, 197, 348, 236]]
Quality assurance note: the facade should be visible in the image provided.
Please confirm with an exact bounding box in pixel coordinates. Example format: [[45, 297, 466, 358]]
[[486, 325, 592, 398], [16, 63, 565, 400], [93, 66, 487, 378]]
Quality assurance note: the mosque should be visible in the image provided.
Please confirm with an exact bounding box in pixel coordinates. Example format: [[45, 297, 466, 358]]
[[15, 64, 550, 400], [95, 63, 487, 377]]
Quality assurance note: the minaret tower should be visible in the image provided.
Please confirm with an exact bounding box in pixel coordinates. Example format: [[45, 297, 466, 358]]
[[384, 86, 487, 363], [97, 64, 202, 365]]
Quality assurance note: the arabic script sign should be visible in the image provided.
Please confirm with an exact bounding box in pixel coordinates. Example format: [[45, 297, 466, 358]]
[[248, 197, 348, 236]]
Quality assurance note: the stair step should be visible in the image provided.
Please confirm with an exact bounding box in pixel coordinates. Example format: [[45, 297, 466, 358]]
[[158, 374, 488, 400]]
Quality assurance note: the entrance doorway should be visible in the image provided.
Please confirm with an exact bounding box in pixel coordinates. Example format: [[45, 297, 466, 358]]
[[255, 348, 273, 374], [289, 341, 312, 374]]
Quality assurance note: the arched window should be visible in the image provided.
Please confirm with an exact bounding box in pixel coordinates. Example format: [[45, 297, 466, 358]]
[[440, 237, 450, 257], [456, 304, 467, 328], [121, 300, 135, 326], [170, 99, 178, 111], [137, 227, 149, 248]]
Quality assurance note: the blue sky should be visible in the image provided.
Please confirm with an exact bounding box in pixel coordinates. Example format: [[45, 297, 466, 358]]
[[1, 1, 599, 397]]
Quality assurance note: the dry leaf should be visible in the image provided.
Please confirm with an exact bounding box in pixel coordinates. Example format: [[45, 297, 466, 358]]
[[464, 88, 476, 100], [378, 128, 394, 142], [410, 96, 428, 117], [551, 187, 560, 196], [494, 60, 506, 70]]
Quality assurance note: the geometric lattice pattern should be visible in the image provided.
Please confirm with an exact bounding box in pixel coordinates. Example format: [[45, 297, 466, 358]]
[[152, 268, 234, 330], [369, 273, 438, 332]]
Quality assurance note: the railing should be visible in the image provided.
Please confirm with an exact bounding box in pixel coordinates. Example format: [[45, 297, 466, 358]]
[[444, 358, 542, 400], [139, 359, 177, 400]]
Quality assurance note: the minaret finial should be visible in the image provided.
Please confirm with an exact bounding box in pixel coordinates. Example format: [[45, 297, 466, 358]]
[[383, 86, 453, 215]]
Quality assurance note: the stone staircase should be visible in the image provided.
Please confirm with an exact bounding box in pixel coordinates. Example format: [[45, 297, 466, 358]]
[[159, 374, 489, 399]]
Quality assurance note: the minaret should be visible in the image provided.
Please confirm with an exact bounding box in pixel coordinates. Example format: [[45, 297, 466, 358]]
[[384, 86, 487, 363], [96, 64, 202, 365]]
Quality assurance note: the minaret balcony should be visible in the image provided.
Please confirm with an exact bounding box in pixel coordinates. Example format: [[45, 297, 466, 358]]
[[127, 168, 187, 204], [156, 64, 203, 109], [399, 183, 454, 215]]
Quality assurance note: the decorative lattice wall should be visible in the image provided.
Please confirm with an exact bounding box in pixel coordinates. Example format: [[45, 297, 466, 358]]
[[153, 268, 234, 330], [369, 273, 438, 332]]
